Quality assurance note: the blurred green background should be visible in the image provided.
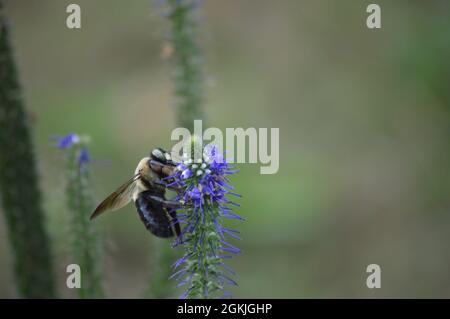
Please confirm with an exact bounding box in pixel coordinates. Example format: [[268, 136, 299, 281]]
[[1, 0, 450, 298]]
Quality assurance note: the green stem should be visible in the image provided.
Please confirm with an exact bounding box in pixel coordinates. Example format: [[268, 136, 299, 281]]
[[65, 143, 103, 298], [0, 1, 56, 298], [168, 0, 205, 131], [183, 201, 224, 298], [149, 0, 206, 298]]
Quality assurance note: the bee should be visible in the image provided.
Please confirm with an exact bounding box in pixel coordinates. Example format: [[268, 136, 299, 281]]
[[90, 148, 182, 239]]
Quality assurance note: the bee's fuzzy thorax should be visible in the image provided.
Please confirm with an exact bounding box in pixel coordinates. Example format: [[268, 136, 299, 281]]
[[135, 157, 150, 175]]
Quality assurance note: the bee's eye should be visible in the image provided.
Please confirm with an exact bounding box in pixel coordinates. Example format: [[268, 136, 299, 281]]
[[151, 148, 166, 163]]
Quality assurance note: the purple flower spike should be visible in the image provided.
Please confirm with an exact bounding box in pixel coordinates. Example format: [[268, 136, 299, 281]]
[[55, 133, 80, 149], [53, 133, 92, 169], [203, 144, 224, 163], [78, 148, 90, 167], [181, 169, 193, 179], [169, 142, 241, 299]]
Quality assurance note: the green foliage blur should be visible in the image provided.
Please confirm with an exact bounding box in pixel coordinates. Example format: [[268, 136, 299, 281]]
[[0, 0, 449, 298]]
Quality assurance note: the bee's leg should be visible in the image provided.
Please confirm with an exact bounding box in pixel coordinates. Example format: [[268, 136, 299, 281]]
[[148, 195, 183, 209], [167, 208, 183, 243], [152, 180, 183, 193]]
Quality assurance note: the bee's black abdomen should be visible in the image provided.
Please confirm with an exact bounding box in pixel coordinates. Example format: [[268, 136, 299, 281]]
[[135, 191, 173, 238]]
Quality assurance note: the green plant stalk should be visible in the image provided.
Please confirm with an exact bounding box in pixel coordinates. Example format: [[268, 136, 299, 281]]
[[168, 0, 205, 131], [65, 144, 103, 298], [149, 0, 206, 298], [183, 201, 224, 298], [0, 1, 56, 298]]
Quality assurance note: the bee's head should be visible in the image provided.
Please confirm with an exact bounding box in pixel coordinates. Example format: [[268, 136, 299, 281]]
[[150, 148, 173, 165]]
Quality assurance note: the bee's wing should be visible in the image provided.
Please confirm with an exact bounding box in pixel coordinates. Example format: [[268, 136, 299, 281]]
[[90, 173, 140, 220]]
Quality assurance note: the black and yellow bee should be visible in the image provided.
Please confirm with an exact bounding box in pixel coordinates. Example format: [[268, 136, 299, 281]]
[[90, 148, 182, 238]]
